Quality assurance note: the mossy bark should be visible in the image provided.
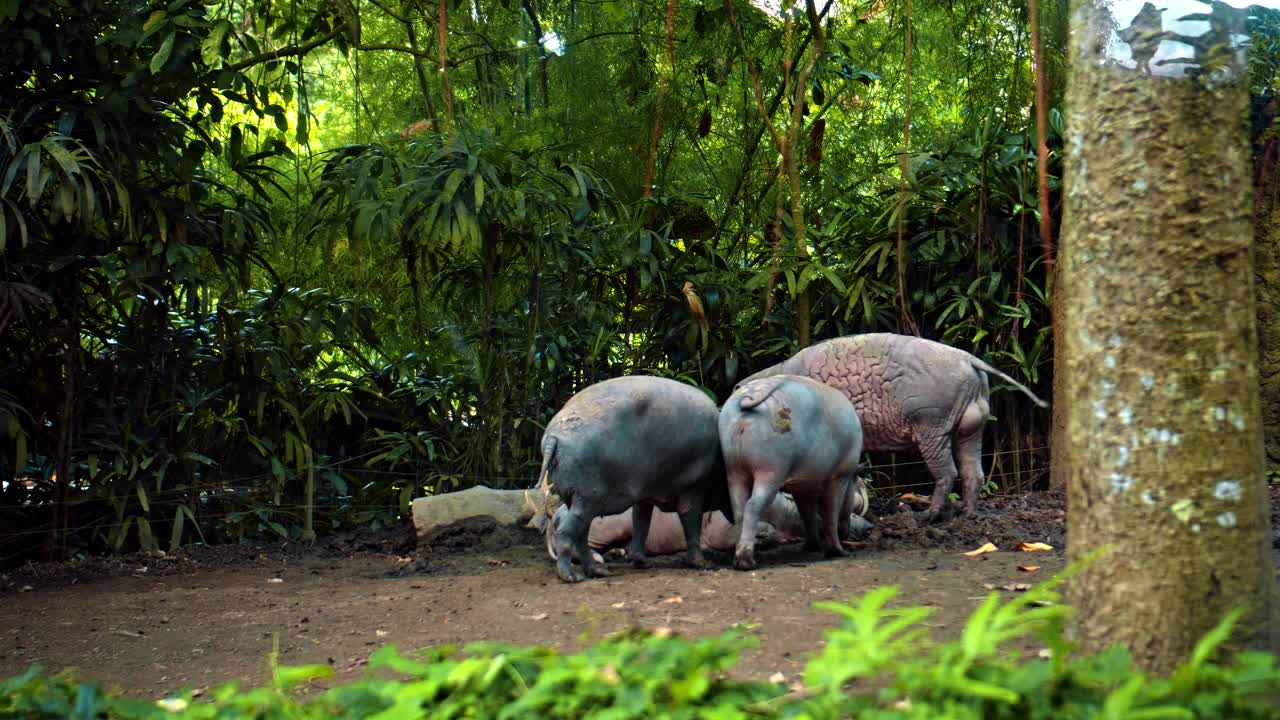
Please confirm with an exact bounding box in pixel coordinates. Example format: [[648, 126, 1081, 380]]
[[1062, 0, 1278, 672], [1255, 180, 1280, 469], [1049, 273, 1069, 492]]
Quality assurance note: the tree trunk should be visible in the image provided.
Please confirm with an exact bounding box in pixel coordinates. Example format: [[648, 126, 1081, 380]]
[[1254, 121, 1280, 470], [641, 0, 676, 199], [49, 293, 79, 562], [894, 0, 916, 335], [437, 0, 455, 128], [783, 0, 824, 349], [403, 13, 439, 128], [1062, 0, 1278, 671], [1048, 275, 1070, 492]]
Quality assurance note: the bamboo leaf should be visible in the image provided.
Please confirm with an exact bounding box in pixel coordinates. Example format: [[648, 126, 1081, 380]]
[[25, 146, 45, 203], [169, 505, 186, 552], [151, 31, 176, 74], [442, 168, 465, 202], [202, 19, 231, 66], [817, 263, 847, 294], [137, 517, 156, 552], [136, 480, 150, 513]]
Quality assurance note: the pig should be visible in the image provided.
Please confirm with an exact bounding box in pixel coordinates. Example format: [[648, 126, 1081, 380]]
[[740, 333, 1048, 521], [537, 375, 730, 583], [534, 482, 872, 560], [720, 374, 865, 571]]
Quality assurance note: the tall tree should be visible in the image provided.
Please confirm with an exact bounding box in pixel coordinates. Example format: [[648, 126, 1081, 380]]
[[1061, 0, 1278, 671], [727, 0, 829, 347]]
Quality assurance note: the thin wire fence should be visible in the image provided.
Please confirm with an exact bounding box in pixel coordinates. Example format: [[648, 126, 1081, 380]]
[[0, 445, 1050, 547]]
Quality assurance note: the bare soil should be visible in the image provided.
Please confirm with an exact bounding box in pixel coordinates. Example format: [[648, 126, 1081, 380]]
[[0, 488, 1266, 699]]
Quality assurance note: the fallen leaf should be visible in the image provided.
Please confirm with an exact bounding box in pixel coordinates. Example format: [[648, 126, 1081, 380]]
[[962, 542, 998, 557], [19, 585, 32, 593], [661, 596, 684, 604], [114, 629, 144, 638], [1037, 648, 1053, 659], [1018, 565, 1041, 573], [1014, 542, 1054, 552], [1001, 583, 1032, 592], [610, 602, 626, 609], [485, 558, 510, 567], [375, 629, 388, 638], [653, 626, 674, 638], [769, 672, 787, 684], [522, 612, 550, 621], [267, 577, 284, 584]]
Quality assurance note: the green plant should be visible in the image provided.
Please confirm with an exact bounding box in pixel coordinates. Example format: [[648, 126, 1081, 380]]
[[4, 574, 1278, 720]]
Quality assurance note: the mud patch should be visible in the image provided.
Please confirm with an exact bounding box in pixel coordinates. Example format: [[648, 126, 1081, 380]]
[[866, 489, 1066, 552], [772, 406, 792, 433], [419, 516, 542, 553]]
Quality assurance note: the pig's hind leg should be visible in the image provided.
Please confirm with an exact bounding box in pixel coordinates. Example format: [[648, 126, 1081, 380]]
[[734, 474, 782, 571], [818, 478, 848, 558], [628, 500, 655, 568], [554, 502, 610, 583], [673, 491, 710, 570]]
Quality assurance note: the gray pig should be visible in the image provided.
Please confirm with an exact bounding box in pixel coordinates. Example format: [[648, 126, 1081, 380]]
[[719, 374, 865, 571], [740, 333, 1048, 520], [538, 375, 729, 583]]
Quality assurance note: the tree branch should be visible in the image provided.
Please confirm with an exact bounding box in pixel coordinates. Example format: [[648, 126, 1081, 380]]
[[223, 29, 342, 74], [365, 0, 410, 24], [356, 42, 435, 59]]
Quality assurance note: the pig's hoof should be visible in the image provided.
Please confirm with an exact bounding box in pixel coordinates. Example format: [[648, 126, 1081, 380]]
[[558, 567, 586, 583], [733, 549, 757, 571], [629, 555, 651, 569], [922, 506, 950, 524], [680, 554, 711, 570]]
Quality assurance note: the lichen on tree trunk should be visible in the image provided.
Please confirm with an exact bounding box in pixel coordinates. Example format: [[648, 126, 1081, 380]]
[[1062, 0, 1278, 672]]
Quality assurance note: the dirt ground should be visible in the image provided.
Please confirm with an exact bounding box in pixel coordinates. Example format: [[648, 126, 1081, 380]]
[[0, 488, 1267, 699]]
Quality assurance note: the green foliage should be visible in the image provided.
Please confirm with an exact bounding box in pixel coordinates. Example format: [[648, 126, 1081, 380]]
[[3, 581, 1278, 719], [2, 0, 1219, 559]]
